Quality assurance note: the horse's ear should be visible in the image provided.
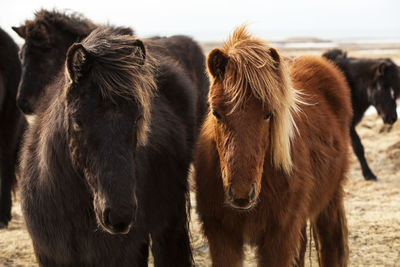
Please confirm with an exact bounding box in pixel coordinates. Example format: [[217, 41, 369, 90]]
[[376, 61, 390, 76], [338, 50, 347, 60], [66, 43, 91, 84], [207, 48, 229, 78], [114, 27, 135, 36], [12, 26, 26, 39], [131, 39, 146, 65], [269, 48, 280, 66]]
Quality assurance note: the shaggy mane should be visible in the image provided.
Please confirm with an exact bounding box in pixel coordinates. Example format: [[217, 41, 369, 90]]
[[22, 9, 97, 43], [67, 27, 157, 146], [217, 25, 301, 173]]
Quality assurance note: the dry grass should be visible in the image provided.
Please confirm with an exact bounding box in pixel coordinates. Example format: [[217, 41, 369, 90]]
[[1, 47, 400, 266]]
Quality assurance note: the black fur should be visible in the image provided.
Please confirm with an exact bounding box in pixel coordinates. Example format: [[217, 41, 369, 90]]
[[0, 27, 26, 228], [323, 49, 399, 180], [145, 35, 209, 132], [12, 9, 97, 114]]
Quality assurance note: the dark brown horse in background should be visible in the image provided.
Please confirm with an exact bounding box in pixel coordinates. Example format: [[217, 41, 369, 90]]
[[0, 27, 26, 228], [323, 49, 399, 180], [19, 26, 207, 266], [195, 26, 351, 267], [12, 9, 97, 114], [12, 9, 208, 120]]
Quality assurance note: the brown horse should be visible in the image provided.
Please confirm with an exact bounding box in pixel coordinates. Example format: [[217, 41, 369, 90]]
[[195, 26, 352, 267]]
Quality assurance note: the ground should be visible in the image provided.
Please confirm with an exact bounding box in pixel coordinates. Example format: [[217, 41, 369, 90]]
[[1, 45, 400, 267]]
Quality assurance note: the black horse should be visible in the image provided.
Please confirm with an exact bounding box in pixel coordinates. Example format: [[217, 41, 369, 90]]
[[19, 26, 208, 266], [0, 27, 26, 228], [12, 9, 208, 119], [323, 49, 399, 180], [12, 9, 97, 114]]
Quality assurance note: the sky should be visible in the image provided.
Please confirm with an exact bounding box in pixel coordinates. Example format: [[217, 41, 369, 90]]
[[1, 0, 400, 43]]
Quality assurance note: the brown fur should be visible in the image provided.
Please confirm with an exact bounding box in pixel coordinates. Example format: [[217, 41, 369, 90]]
[[209, 26, 301, 174], [195, 26, 351, 267]]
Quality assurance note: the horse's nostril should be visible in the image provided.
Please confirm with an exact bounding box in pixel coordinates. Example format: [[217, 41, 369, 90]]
[[103, 208, 111, 226], [227, 184, 256, 210], [228, 184, 234, 200], [249, 184, 256, 202], [103, 207, 132, 233], [18, 99, 33, 115]]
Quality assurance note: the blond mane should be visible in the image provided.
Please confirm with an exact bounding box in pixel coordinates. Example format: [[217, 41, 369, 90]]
[[219, 25, 301, 173]]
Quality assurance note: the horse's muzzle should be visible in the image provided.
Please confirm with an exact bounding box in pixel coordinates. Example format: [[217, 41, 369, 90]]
[[17, 97, 34, 115], [383, 112, 397, 125], [102, 207, 135, 234], [227, 183, 257, 210]]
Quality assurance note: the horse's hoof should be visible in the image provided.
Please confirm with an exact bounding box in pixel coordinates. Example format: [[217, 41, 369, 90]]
[[364, 174, 377, 181], [0, 222, 8, 230]]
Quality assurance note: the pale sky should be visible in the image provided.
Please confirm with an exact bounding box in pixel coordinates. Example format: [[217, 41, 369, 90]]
[[1, 0, 400, 42]]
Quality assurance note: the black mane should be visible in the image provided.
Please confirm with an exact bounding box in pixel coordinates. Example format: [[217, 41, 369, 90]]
[[27, 9, 97, 40], [322, 48, 347, 61]]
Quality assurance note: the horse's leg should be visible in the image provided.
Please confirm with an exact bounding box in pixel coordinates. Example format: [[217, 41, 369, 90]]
[[294, 224, 307, 267], [36, 253, 63, 267], [313, 192, 348, 267], [205, 222, 244, 267], [350, 125, 377, 181], [135, 237, 150, 267], [256, 222, 303, 267], [150, 216, 192, 267], [0, 156, 15, 228]]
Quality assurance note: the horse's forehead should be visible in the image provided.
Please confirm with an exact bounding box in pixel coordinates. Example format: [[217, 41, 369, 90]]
[[209, 81, 225, 107]]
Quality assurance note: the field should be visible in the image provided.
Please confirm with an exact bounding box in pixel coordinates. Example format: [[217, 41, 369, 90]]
[[1, 43, 400, 266]]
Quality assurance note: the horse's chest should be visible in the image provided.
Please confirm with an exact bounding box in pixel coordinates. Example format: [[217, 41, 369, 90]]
[[22, 178, 94, 248], [242, 211, 270, 244]]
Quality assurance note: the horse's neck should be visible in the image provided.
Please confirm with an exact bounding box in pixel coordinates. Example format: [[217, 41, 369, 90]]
[[37, 103, 78, 187], [339, 62, 369, 123]]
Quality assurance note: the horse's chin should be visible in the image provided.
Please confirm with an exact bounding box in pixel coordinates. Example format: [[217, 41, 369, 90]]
[[383, 118, 397, 125], [225, 198, 259, 212], [25, 114, 37, 124], [98, 220, 132, 235], [94, 209, 133, 235]]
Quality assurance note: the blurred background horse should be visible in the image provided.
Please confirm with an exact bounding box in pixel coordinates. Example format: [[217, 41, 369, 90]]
[[323, 49, 400, 180]]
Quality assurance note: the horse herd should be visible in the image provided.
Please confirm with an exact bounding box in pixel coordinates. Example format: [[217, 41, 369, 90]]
[[0, 9, 399, 267]]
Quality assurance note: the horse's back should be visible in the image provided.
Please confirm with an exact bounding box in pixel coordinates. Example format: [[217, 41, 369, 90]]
[[0, 28, 21, 100], [146, 36, 209, 126], [147, 35, 206, 85], [290, 56, 352, 208], [290, 56, 352, 130]]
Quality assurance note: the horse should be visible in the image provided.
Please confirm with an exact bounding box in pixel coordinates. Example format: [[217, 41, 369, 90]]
[[12, 9, 97, 114], [145, 35, 209, 120], [323, 49, 399, 180], [19, 26, 207, 266], [12, 9, 209, 119], [0, 27, 26, 229], [194, 26, 351, 267]]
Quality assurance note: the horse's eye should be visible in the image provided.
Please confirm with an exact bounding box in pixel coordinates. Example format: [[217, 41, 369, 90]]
[[390, 88, 395, 100], [264, 112, 272, 120], [212, 109, 221, 120], [135, 114, 143, 124], [73, 119, 83, 131]]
